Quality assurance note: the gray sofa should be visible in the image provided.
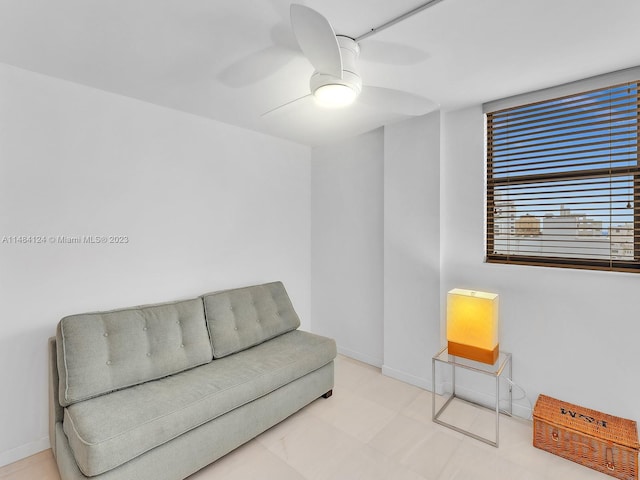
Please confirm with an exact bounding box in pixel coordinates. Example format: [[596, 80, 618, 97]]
[[48, 281, 336, 480]]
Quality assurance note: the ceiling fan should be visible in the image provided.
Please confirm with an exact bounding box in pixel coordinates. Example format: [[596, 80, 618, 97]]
[[263, 2, 443, 117]]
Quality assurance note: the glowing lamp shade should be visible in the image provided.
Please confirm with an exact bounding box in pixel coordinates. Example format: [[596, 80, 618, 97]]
[[447, 288, 499, 365], [313, 83, 357, 108]]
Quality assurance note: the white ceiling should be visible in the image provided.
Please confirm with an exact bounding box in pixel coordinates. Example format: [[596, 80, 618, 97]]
[[1, 0, 639, 146]]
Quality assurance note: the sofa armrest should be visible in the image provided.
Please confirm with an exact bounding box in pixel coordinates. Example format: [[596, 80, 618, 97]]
[[49, 336, 63, 457]]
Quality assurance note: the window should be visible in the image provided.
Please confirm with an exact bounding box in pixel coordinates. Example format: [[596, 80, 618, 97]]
[[486, 81, 639, 273]]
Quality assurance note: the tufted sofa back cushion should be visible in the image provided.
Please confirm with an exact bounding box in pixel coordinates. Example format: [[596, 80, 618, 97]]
[[202, 282, 300, 358], [56, 298, 212, 407]]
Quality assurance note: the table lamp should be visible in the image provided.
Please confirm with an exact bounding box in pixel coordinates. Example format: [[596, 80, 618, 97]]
[[447, 288, 499, 365]]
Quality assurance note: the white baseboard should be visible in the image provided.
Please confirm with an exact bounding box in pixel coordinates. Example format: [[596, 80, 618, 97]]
[[512, 403, 533, 420], [337, 346, 382, 368], [0, 437, 50, 468], [381, 364, 431, 391]]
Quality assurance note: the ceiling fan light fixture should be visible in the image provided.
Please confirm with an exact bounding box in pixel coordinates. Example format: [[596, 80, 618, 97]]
[[262, 5, 437, 119], [310, 67, 362, 109], [308, 35, 362, 109], [313, 83, 357, 108]]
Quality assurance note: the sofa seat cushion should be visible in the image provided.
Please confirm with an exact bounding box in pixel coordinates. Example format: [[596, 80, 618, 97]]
[[62, 330, 336, 477]]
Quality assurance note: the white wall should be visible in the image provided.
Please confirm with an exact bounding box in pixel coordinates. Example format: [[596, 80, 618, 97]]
[[310, 129, 384, 366], [440, 106, 640, 420], [310, 114, 441, 387], [382, 113, 441, 389], [0, 63, 311, 467]]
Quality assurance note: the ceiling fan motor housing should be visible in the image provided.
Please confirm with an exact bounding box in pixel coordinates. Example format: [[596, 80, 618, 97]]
[[310, 35, 362, 97]]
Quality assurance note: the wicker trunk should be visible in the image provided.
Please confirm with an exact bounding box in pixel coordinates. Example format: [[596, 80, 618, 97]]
[[533, 395, 639, 480]]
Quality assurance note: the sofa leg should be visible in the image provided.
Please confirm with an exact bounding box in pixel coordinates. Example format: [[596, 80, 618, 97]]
[[321, 389, 333, 399]]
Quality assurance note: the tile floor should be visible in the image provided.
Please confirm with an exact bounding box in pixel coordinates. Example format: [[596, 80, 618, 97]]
[[0, 355, 612, 480]]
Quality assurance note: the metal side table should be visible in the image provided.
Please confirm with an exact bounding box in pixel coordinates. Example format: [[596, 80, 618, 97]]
[[432, 346, 512, 447]]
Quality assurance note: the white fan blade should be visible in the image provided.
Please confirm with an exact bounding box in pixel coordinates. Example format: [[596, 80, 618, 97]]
[[290, 4, 342, 77], [359, 86, 438, 116], [261, 94, 314, 117]]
